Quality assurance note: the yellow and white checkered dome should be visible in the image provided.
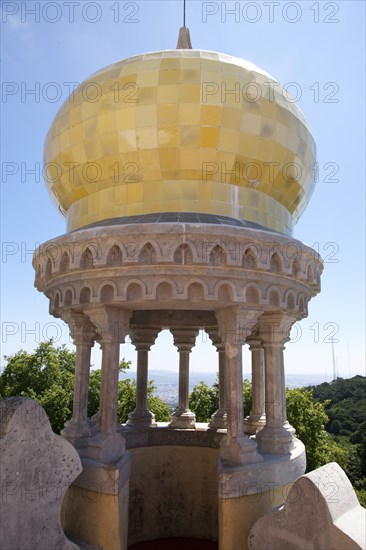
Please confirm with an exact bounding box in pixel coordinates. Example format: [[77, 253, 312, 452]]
[[44, 49, 317, 235]]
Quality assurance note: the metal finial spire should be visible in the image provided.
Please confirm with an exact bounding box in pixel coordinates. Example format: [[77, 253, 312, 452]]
[[177, 0, 192, 49]]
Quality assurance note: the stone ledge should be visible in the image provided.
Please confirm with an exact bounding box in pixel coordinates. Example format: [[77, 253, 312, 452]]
[[122, 422, 225, 449], [218, 438, 306, 498], [73, 451, 131, 495]]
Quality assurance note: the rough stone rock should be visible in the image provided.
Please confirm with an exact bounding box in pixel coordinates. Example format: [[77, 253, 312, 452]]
[[248, 462, 366, 550], [0, 397, 82, 550]]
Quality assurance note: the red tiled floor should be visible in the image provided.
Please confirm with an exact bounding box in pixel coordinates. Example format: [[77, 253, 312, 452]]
[[129, 538, 218, 550]]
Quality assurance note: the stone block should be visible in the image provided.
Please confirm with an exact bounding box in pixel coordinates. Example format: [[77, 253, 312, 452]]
[[0, 397, 82, 550], [248, 462, 366, 550]]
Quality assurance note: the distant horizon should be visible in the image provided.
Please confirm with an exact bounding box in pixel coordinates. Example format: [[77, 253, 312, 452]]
[[119, 368, 364, 384]]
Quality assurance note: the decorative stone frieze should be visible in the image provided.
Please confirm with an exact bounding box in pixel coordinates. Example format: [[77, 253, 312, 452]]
[[33, 224, 322, 318]]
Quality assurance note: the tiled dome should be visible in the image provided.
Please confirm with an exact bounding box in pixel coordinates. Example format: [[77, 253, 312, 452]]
[[44, 49, 316, 234]]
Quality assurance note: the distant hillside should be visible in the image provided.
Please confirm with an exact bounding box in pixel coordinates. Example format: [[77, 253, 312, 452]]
[[119, 370, 335, 408], [307, 376, 366, 442], [120, 370, 330, 389]]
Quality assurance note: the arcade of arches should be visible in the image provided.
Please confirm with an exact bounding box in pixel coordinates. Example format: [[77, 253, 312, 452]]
[[35, 223, 322, 549]]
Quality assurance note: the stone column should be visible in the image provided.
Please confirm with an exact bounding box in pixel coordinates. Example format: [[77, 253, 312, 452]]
[[127, 327, 159, 428], [216, 308, 263, 465], [99, 338, 121, 435], [244, 332, 266, 435], [61, 312, 96, 447], [281, 336, 296, 436], [86, 306, 131, 463], [256, 313, 296, 455], [208, 330, 227, 429], [170, 328, 198, 429], [64, 307, 132, 550]]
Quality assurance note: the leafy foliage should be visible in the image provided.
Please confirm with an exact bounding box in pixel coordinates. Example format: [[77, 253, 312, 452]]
[[1, 341, 75, 433], [307, 376, 366, 505], [189, 380, 219, 422], [188, 377, 252, 422], [0, 340, 171, 433], [189, 379, 348, 474], [286, 387, 348, 472]]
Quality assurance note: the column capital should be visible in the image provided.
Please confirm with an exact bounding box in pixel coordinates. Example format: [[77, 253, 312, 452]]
[[87, 306, 132, 344], [216, 307, 261, 345], [258, 313, 297, 346], [129, 326, 160, 351], [171, 328, 198, 352], [206, 328, 224, 352], [61, 311, 96, 346], [246, 328, 263, 351]]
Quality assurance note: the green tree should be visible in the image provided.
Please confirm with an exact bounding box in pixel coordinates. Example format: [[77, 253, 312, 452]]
[[147, 387, 172, 422], [286, 387, 348, 472], [329, 418, 342, 435], [243, 378, 252, 417], [116, 378, 171, 423], [189, 380, 219, 422], [189, 378, 253, 423], [189, 381, 348, 474], [1, 341, 75, 433], [1, 341, 171, 432]]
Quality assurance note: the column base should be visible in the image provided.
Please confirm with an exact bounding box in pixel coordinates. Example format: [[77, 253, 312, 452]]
[[256, 426, 294, 455], [220, 435, 263, 465], [127, 409, 157, 429], [209, 411, 227, 430], [169, 410, 196, 429], [82, 432, 126, 463], [218, 439, 306, 550], [283, 420, 296, 436], [61, 419, 97, 448], [244, 414, 266, 435]]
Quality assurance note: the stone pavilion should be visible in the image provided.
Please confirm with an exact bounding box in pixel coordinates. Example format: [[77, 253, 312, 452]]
[[33, 25, 323, 550]]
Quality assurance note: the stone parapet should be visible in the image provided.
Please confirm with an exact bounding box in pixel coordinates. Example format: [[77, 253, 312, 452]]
[[33, 222, 322, 318]]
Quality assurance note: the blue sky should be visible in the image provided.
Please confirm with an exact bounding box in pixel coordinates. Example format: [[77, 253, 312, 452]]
[[1, 1, 365, 378]]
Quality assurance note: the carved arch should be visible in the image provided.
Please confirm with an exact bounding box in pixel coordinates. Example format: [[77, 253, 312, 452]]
[[63, 288, 73, 306], [270, 252, 282, 273], [214, 280, 236, 302], [156, 281, 174, 301], [45, 258, 52, 278], [100, 283, 116, 303], [292, 258, 301, 278], [307, 263, 314, 282], [242, 247, 258, 269], [54, 291, 61, 308], [209, 244, 226, 266], [80, 248, 94, 269], [187, 282, 205, 302], [59, 251, 70, 273], [174, 243, 193, 265], [139, 242, 157, 264], [286, 292, 295, 310], [79, 287, 91, 304], [126, 281, 144, 301], [267, 286, 281, 307], [182, 278, 209, 300], [245, 284, 260, 304], [106, 244, 123, 266]]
